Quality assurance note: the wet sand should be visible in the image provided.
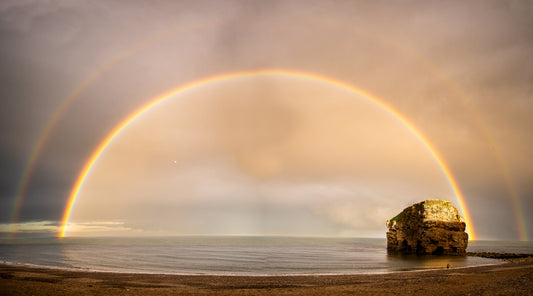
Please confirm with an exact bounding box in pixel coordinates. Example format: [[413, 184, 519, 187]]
[[1, 258, 532, 296]]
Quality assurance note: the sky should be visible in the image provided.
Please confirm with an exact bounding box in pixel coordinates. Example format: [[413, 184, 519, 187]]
[[0, 0, 532, 240]]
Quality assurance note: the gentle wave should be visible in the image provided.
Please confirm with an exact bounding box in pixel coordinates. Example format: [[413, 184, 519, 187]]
[[1, 237, 528, 275]]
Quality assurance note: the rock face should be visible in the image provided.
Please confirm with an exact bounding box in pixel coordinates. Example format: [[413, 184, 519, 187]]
[[386, 199, 468, 255]]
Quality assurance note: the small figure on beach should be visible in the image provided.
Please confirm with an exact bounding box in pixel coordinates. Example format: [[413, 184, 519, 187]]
[[447, 264, 450, 269]]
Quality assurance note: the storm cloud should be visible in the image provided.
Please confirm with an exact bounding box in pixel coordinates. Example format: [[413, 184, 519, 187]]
[[1, 0, 532, 240]]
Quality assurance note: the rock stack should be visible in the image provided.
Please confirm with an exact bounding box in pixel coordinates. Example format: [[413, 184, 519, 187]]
[[386, 199, 468, 255]]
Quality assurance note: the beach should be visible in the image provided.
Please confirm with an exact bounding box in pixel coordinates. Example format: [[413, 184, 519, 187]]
[[1, 258, 532, 296]]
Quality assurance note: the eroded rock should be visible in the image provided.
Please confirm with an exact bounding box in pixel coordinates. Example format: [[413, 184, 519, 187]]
[[386, 199, 468, 255]]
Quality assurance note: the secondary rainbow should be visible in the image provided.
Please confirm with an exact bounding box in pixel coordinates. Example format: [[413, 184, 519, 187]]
[[319, 17, 527, 240], [9, 19, 224, 234], [59, 70, 476, 239]]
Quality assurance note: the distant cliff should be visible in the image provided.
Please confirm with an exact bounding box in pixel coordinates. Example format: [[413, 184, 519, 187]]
[[386, 199, 468, 255]]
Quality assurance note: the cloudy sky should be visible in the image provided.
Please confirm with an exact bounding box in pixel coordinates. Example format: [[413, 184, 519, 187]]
[[1, 0, 532, 240]]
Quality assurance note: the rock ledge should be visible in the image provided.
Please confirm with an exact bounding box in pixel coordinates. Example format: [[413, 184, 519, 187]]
[[386, 199, 468, 255]]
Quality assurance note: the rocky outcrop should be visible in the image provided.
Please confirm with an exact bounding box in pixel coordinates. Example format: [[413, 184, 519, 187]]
[[386, 199, 468, 255], [466, 252, 533, 260]]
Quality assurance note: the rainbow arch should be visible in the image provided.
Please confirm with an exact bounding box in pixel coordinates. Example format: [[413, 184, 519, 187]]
[[8, 20, 220, 235], [317, 17, 527, 241], [59, 69, 476, 239]]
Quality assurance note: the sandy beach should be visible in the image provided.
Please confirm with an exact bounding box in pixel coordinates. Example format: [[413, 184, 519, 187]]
[[1, 258, 532, 296]]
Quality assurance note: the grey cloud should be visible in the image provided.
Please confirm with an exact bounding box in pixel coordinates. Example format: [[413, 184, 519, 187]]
[[1, 0, 531, 239]]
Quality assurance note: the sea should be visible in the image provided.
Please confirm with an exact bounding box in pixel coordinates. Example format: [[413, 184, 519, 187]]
[[1, 237, 531, 276]]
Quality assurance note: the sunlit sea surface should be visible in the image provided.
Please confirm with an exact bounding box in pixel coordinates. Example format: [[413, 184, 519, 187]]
[[1, 237, 530, 275]]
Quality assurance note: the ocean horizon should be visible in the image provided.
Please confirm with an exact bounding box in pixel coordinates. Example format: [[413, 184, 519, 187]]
[[2, 236, 531, 276]]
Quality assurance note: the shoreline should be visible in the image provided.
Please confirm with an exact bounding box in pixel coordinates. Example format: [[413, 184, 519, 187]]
[[2, 257, 532, 295], [0, 260, 507, 277], [2, 252, 530, 277], [0, 257, 511, 277]]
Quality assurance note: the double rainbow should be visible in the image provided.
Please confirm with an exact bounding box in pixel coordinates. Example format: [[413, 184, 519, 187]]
[[9, 15, 527, 240]]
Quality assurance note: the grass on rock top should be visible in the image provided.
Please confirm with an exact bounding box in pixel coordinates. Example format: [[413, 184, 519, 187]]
[[387, 199, 453, 223]]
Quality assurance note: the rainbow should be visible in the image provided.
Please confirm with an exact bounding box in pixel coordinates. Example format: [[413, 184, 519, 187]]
[[317, 17, 528, 240], [8, 32, 169, 235], [9, 15, 525, 240], [8, 19, 223, 235], [11, 17, 524, 240], [59, 69, 476, 239]]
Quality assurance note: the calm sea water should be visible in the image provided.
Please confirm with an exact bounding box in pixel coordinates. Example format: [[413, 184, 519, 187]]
[[1, 237, 530, 275]]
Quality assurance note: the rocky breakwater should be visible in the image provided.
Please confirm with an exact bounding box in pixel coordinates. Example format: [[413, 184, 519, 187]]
[[386, 199, 468, 255]]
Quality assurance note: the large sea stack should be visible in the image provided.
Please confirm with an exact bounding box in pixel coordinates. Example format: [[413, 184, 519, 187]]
[[386, 199, 468, 255]]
